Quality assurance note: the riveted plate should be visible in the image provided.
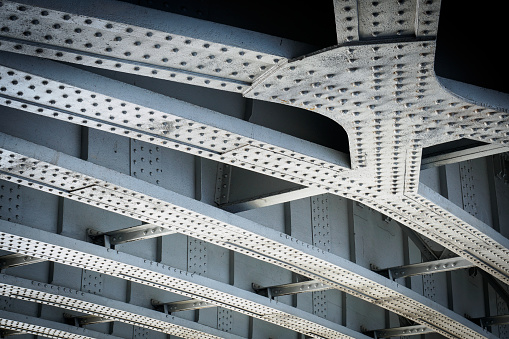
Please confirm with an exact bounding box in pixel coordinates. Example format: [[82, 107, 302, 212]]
[[0, 0, 287, 92], [0, 135, 498, 339]]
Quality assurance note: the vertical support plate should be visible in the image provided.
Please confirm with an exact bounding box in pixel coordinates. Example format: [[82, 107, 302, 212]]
[[311, 194, 330, 319]]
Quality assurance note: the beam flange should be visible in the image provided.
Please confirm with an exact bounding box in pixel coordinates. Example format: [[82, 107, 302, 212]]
[[0, 0, 312, 92]]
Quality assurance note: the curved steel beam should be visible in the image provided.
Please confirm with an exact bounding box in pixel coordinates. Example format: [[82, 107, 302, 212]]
[[0, 0, 313, 93], [0, 274, 243, 339], [0, 133, 495, 339], [0, 219, 367, 339], [0, 309, 122, 339], [0, 51, 508, 290]]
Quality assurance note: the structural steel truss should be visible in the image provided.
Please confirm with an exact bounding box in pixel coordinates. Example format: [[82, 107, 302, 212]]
[[0, 0, 508, 338]]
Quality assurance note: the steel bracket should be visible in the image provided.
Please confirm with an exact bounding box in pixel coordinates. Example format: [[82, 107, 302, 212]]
[[0, 253, 45, 271], [151, 299, 215, 314], [252, 280, 330, 299], [214, 163, 233, 206], [473, 314, 509, 328], [365, 324, 433, 338], [87, 224, 175, 247], [0, 329, 25, 338], [375, 257, 473, 280], [63, 313, 113, 327]]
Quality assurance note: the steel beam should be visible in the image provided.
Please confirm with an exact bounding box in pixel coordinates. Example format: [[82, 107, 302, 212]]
[[474, 314, 509, 328], [0, 274, 242, 339], [214, 164, 324, 212], [0, 310, 121, 339], [367, 325, 434, 338], [0, 219, 367, 339], [0, 0, 312, 93], [152, 299, 215, 314], [0, 51, 350, 194], [421, 144, 509, 170], [0, 253, 44, 270], [63, 314, 114, 327], [1, 2, 508, 296], [253, 280, 330, 299], [2, 49, 509, 299], [0, 133, 495, 339], [88, 224, 175, 247], [0, 0, 508, 337], [376, 257, 474, 280]]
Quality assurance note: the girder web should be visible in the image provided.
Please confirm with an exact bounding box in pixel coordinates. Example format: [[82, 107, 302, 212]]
[[0, 0, 508, 338]]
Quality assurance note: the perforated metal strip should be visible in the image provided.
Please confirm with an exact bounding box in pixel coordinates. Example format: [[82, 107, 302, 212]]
[[0, 59, 349, 192], [0, 309, 120, 339], [0, 0, 288, 93], [0, 135, 495, 339], [0, 219, 364, 339], [0, 274, 234, 339]]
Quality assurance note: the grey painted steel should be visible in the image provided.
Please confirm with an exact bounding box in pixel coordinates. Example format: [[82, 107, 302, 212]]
[[0, 51, 350, 191], [476, 315, 509, 328], [479, 270, 509, 307], [417, 183, 509, 282], [214, 164, 325, 213], [0, 329, 23, 337], [377, 257, 474, 280], [372, 324, 434, 338], [0, 0, 508, 337], [421, 144, 509, 170], [0, 0, 313, 93], [253, 280, 330, 298], [63, 314, 113, 326], [0, 219, 367, 339], [88, 224, 176, 246], [0, 310, 122, 339], [152, 299, 216, 313], [1, 12, 508, 299], [0, 273, 242, 339], [0, 133, 495, 339], [0, 253, 45, 270]]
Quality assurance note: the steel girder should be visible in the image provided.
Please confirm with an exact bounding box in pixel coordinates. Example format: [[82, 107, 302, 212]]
[[0, 0, 508, 338], [0, 132, 496, 339], [0, 274, 242, 339], [0, 0, 508, 288], [0, 218, 363, 339], [0, 309, 122, 339]]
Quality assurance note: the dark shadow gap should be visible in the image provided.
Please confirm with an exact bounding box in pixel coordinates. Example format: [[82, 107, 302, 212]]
[[116, 0, 338, 49], [435, 1, 509, 93]]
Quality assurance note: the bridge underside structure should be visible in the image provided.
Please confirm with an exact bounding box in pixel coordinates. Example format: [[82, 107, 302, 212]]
[[0, 0, 509, 338]]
